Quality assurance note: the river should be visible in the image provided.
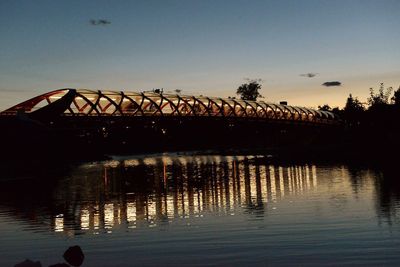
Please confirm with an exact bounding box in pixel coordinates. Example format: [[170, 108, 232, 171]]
[[1, 153, 400, 266]]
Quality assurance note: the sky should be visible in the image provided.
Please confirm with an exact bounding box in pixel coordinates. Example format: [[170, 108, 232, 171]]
[[0, 0, 399, 110]]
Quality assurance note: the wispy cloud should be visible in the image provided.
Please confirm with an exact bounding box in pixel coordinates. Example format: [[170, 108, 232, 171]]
[[300, 73, 318, 78], [322, 81, 342, 87], [90, 19, 111, 26], [243, 77, 263, 83]]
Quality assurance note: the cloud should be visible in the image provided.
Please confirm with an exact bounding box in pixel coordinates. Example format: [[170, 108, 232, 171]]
[[300, 73, 318, 78], [322, 81, 342, 87], [90, 19, 111, 26], [244, 77, 263, 83]]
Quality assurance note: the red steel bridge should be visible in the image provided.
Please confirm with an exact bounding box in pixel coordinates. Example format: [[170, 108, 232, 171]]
[[0, 89, 341, 157]]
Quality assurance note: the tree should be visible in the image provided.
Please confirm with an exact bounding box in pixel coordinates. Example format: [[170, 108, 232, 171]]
[[343, 94, 365, 123], [392, 86, 400, 106], [367, 83, 393, 108], [318, 104, 342, 115], [344, 94, 364, 113], [318, 104, 332, 111], [236, 80, 262, 101], [331, 107, 341, 115]]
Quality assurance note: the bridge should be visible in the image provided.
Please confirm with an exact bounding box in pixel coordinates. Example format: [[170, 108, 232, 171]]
[[1, 88, 338, 123], [0, 89, 341, 157]]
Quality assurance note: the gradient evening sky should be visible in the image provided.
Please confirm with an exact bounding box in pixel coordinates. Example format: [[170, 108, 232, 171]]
[[0, 0, 399, 110]]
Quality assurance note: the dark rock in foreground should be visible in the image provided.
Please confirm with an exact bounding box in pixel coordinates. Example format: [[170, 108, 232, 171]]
[[63, 246, 84, 267]]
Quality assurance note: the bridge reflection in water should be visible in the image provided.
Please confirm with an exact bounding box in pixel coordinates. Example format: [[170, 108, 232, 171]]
[[50, 155, 319, 234]]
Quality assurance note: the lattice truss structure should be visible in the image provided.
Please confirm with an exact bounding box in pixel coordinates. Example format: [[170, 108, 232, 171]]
[[2, 89, 338, 123]]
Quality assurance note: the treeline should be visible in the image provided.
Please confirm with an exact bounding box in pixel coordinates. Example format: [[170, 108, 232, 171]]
[[319, 83, 400, 122], [318, 83, 400, 161]]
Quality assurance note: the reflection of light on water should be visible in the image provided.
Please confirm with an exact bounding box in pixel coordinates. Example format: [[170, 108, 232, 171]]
[[270, 166, 277, 201], [196, 191, 203, 214], [298, 167, 304, 192], [229, 167, 235, 210], [81, 209, 90, 230], [312, 165, 317, 188], [55, 215, 64, 232], [279, 167, 285, 197], [177, 192, 184, 217], [260, 165, 268, 202], [250, 165, 257, 202], [305, 165, 311, 189], [124, 159, 140, 167], [293, 167, 297, 193], [161, 156, 173, 166], [239, 162, 246, 205], [166, 195, 174, 219], [52, 155, 321, 234], [104, 160, 119, 168], [183, 181, 190, 217], [217, 169, 224, 210], [94, 205, 100, 230], [127, 202, 136, 228], [104, 204, 114, 229], [287, 167, 292, 194], [147, 199, 157, 224], [143, 158, 157, 165]]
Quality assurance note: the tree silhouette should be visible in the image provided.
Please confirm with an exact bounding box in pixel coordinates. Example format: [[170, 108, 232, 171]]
[[392, 86, 400, 106], [367, 83, 393, 109], [344, 94, 364, 113], [236, 81, 262, 101], [318, 104, 332, 111], [343, 94, 365, 123]]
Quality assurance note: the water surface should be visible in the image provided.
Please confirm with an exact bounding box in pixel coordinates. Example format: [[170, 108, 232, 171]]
[[1, 154, 400, 266]]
